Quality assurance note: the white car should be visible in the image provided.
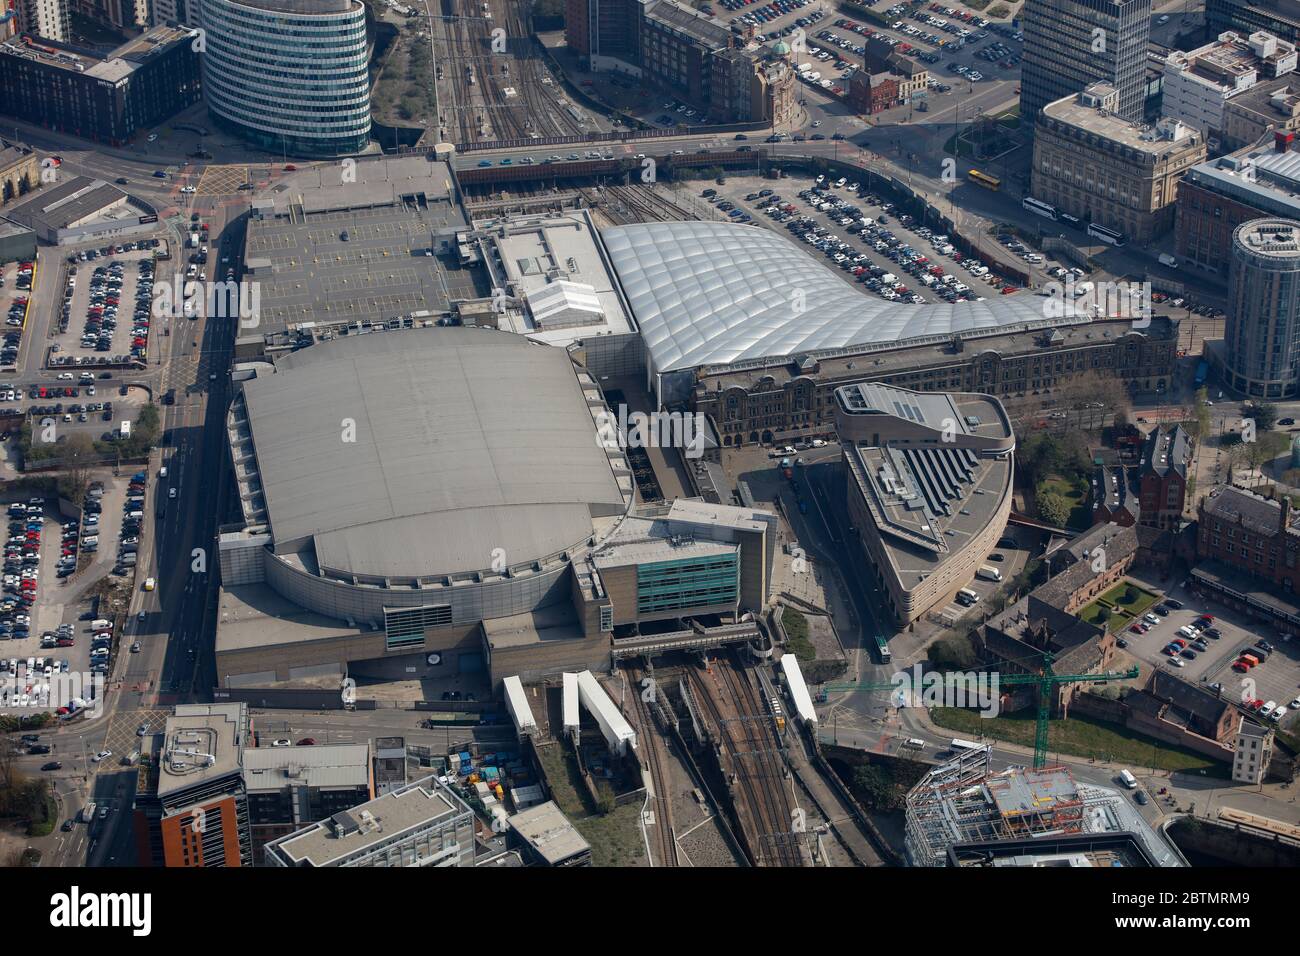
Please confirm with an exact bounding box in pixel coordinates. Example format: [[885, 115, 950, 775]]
[[91, 750, 112, 763], [271, 738, 291, 747], [180, 185, 196, 193], [168, 488, 177, 499], [147, 133, 158, 142], [1270, 706, 1288, 723], [1168, 657, 1185, 668], [1260, 700, 1278, 717], [57, 372, 73, 381]]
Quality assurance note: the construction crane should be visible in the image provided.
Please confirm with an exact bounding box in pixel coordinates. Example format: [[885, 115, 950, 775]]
[[814, 653, 1139, 769]]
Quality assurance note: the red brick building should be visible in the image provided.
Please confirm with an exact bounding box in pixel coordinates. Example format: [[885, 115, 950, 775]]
[[1138, 424, 1191, 531], [1197, 486, 1300, 592], [847, 69, 898, 115]]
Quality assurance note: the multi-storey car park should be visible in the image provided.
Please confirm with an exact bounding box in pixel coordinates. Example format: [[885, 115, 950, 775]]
[[197, 0, 371, 156]]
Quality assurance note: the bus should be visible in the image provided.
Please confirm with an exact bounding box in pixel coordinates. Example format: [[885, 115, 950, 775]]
[[1194, 359, 1208, 387], [949, 738, 983, 752], [1087, 221, 1127, 247], [1022, 197, 1058, 220], [874, 635, 892, 664], [967, 169, 1000, 190]]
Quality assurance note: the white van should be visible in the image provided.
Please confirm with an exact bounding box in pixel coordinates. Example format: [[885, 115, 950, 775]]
[[956, 587, 980, 606], [976, 565, 1002, 583], [1118, 769, 1137, 789], [903, 738, 926, 750], [90, 619, 110, 631]]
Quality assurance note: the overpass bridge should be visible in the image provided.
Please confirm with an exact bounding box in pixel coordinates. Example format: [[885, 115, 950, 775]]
[[610, 621, 764, 661]]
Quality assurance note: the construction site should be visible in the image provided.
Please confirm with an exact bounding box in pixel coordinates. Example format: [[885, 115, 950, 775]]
[[903, 747, 1187, 868]]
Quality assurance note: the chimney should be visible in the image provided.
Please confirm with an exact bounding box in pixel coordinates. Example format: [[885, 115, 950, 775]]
[[1282, 496, 1292, 534]]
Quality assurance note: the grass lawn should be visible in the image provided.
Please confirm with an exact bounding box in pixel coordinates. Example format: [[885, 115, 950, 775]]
[[1076, 580, 1160, 633], [930, 707, 1229, 775], [1037, 476, 1091, 530], [535, 741, 647, 867], [782, 606, 817, 661]]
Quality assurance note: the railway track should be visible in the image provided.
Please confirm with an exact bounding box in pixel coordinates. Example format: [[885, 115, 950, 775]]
[[625, 666, 678, 867], [602, 186, 695, 224], [434, 0, 586, 144], [688, 659, 803, 867]]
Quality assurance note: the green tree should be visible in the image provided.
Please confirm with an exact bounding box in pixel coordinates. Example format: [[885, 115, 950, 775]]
[[1038, 490, 1072, 527], [851, 763, 906, 811], [928, 634, 978, 669]]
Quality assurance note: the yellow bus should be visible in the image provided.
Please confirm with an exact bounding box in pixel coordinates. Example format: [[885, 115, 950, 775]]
[[967, 169, 1001, 190]]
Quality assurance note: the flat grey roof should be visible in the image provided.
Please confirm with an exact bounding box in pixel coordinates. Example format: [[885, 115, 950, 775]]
[[240, 327, 627, 579], [156, 703, 248, 801], [267, 776, 470, 867], [243, 157, 472, 337], [242, 743, 371, 792], [5, 177, 126, 232], [508, 800, 590, 864]]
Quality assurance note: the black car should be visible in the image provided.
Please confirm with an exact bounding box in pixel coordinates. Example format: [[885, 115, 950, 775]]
[[1152, 604, 1169, 615], [27, 745, 50, 755], [1133, 790, 1149, 806], [41, 761, 62, 771], [1164, 598, 1183, 610]]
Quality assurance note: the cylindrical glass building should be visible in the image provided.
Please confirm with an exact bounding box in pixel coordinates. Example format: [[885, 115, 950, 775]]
[[198, 0, 371, 157]]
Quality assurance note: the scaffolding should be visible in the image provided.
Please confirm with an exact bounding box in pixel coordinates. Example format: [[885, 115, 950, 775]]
[[903, 747, 1086, 867]]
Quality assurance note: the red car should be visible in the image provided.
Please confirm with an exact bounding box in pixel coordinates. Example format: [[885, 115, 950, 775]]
[[1129, 623, 1143, 634], [284, 164, 297, 171], [296, 738, 316, 746], [1001, 286, 1019, 295]]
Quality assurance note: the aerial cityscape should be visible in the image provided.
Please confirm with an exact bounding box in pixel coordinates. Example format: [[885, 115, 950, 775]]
[[0, 0, 1294, 901]]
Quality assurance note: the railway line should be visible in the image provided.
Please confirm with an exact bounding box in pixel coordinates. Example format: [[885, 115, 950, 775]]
[[434, 0, 587, 145], [624, 665, 679, 867], [594, 185, 696, 225], [688, 657, 804, 867]]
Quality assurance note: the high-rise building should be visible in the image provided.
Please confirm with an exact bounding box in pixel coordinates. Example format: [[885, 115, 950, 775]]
[[1161, 31, 1297, 142], [17, 0, 68, 40], [1208, 0, 1300, 45], [565, 0, 642, 69], [133, 703, 254, 868], [198, 0, 370, 157], [152, 0, 191, 25], [1223, 217, 1300, 397], [1020, 0, 1152, 127]]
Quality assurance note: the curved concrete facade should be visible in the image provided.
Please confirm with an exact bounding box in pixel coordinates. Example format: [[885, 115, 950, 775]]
[[199, 0, 371, 156]]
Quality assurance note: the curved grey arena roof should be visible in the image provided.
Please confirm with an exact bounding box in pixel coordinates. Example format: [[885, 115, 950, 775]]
[[601, 221, 1056, 372], [240, 328, 627, 580]]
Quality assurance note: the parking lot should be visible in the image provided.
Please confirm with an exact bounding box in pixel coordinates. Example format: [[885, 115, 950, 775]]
[[704, 170, 1027, 301], [1116, 588, 1300, 731], [0, 469, 150, 718], [0, 258, 36, 372], [50, 244, 159, 369]]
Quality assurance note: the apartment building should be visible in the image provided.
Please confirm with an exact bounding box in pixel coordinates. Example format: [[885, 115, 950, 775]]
[[1138, 425, 1191, 530], [17, 0, 68, 41], [1033, 82, 1207, 243], [1234, 717, 1275, 783]]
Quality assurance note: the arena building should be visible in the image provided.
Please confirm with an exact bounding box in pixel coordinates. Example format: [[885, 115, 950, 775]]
[[834, 383, 1015, 625], [217, 325, 777, 698]]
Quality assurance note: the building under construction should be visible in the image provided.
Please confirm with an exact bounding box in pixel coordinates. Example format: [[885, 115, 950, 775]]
[[903, 747, 1185, 867]]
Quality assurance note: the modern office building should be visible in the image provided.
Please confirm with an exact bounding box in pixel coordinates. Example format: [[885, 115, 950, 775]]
[[1176, 143, 1300, 273], [1033, 82, 1207, 243], [197, 0, 371, 157], [1020, 0, 1152, 127], [565, 0, 642, 69], [244, 743, 373, 854], [0, 27, 201, 146], [1161, 31, 1297, 143], [833, 383, 1015, 625], [133, 703, 254, 868], [1223, 217, 1300, 397], [152, 0, 192, 25], [1208, 0, 1300, 44], [263, 775, 477, 867]]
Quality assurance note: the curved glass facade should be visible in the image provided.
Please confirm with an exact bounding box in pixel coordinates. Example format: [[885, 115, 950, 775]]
[[1225, 218, 1300, 399], [199, 0, 371, 157]]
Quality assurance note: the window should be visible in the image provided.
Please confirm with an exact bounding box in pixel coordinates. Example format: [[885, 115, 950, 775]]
[[384, 605, 451, 650]]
